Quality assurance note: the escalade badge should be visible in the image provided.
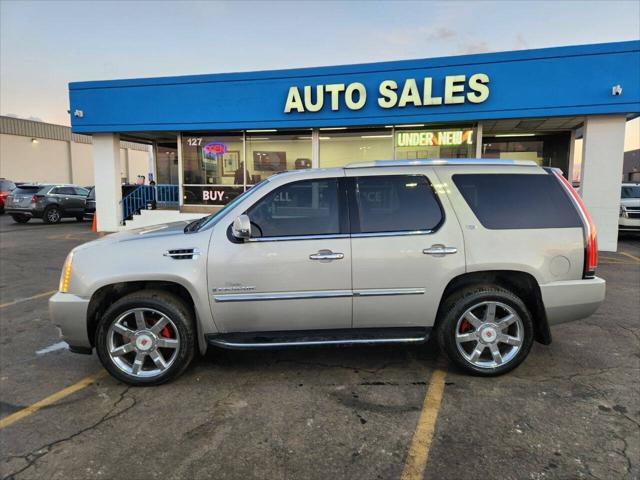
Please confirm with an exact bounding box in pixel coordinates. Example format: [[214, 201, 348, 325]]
[[213, 286, 256, 293]]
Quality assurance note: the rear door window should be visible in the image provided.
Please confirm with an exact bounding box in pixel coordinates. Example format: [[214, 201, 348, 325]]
[[351, 175, 443, 233], [74, 187, 89, 196], [452, 173, 582, 229], [247, 178, 342, 238]]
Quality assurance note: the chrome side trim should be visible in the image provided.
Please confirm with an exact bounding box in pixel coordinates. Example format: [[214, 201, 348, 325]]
[[214, 289, 353, 303], [214, 288, 426, 302], [247, 234, 349, 243], [351, 230, 432, 238], [209, 336, 429, 349], [354, 288, 426, 297], [345, 159, 538, 169]]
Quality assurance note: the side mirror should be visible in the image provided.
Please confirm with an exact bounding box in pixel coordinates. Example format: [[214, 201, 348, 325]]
[[232, 214, 252, 240]]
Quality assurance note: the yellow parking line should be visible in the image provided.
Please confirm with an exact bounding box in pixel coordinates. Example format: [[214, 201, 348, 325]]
[[401, 369, 447, 480], [0, 371, 106, 429], [620, 251, 640, 263], [0, 290, 57, 309]]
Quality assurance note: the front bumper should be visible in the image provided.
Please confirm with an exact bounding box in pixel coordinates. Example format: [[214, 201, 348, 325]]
[[49, 292, 92, 351], [540, 277, 606, 325], [619, 216, 640, 231]]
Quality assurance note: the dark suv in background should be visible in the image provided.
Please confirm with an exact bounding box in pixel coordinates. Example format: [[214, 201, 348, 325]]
[[5, 184, 90, 224]]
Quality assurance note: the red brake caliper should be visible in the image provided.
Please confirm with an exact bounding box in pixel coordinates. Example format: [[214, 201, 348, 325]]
[[160, 326, 173, 338], [459, 319, 472, 333]]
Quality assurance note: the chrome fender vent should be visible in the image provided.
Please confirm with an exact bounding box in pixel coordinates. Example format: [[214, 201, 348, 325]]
[[164, 248, 200, 260]]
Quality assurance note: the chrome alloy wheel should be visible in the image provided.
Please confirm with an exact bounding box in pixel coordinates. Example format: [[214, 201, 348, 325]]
[[455, 301, 524, 369], [107, 308, 180, 378], [47, 209, 60, 222]]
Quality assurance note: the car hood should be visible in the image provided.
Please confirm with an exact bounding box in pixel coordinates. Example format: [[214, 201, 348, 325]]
[[621, 198, 640, 207], [74, 220, 196, 251]]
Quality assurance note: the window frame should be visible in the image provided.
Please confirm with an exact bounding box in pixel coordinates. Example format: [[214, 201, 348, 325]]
[[346, 174, 445, 237], [241, 177, 350, 242]]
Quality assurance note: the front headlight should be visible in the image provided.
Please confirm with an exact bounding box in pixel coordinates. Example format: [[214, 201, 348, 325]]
[[620, 205, 628, 218], [59, 251, 74, 293]]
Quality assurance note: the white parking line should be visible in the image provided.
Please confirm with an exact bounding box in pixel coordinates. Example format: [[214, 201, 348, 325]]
[[36, 341, 68, 355]]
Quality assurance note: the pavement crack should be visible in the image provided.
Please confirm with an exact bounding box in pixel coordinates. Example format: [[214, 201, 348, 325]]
[[2, 385, 136, 480]]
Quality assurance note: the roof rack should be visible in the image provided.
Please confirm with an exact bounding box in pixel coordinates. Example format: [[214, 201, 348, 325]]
[[344, 159, 539, 168]]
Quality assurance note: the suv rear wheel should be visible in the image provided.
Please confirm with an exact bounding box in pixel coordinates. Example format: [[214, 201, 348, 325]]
[[437, 285, 534, 376], [43, 206, 62, 224], [95, 290, 196, 386]]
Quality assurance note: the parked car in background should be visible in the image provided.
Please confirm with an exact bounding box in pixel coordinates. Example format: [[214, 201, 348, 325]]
[[84, 186, 96, 220], [50, 159, 605, 386], [0, 178, 17, 213], [619, 182, 640, 232], [5, 184, 90, 224]]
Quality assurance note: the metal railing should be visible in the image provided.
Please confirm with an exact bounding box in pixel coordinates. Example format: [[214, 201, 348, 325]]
[[121, 184, 179, 222]]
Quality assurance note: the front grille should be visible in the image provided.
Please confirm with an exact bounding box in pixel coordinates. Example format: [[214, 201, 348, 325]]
[[163, 248, 200, 260]]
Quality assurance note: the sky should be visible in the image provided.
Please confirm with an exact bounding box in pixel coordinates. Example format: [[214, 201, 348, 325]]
[[1, 0, 639, 149]]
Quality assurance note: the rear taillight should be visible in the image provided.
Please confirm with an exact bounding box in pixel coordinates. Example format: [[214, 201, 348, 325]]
[[552, 170, 597, 279], [30, 194, 43, 204]]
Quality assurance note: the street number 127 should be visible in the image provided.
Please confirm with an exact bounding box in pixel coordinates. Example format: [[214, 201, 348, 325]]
[[187, 137, 202, 146]]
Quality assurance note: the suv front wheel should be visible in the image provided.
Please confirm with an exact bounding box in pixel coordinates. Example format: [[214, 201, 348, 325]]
[[437, 286, 534, 376], [95, 290, 196, 386]]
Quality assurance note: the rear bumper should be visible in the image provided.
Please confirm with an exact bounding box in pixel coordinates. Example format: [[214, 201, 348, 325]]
[[4, 207, 43, 218], [49, 292, 92, 351], [540, 277, 606, 325]]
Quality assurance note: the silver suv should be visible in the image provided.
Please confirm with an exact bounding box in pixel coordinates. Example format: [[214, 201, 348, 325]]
[[49, 160, 605, 386]]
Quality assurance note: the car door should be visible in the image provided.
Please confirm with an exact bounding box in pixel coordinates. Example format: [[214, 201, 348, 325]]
[[207, 175, 352, 333], [345, 167, 465, 329]]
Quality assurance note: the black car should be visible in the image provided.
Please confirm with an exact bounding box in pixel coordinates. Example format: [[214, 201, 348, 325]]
[[5, 184, 90, 224], [84, 186, 96, 220]]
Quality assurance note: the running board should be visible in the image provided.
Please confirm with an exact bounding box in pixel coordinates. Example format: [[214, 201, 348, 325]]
[[206, 327, 431, 350]]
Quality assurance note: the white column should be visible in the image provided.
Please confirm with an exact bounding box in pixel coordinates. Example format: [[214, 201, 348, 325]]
[[147, 144, 156, 182], [475, 122, 483, 158], [93, 133, 122, 231], [579, 115, 626, 252], [567, 129, 577, 181]]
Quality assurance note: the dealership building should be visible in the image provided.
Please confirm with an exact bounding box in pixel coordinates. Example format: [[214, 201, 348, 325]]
[[69, 40, 639, 251]]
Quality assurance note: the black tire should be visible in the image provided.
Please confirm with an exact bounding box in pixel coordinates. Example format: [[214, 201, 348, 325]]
[[43, 206, 62, 224], [436, 285, 534, 376], [95, 290, 197, 386], [11, 214, 30, 224]]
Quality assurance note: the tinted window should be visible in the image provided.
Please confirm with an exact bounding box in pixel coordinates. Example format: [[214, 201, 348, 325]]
[[87, 187, 96, 200], [247, 178, 340, 237], [12, 185, 46, 195], [74, 187, 89, 196], [51, 187, 74, 195], [621, 186, 640, 199], [353, 175, 443, 233], [453, 173, 582, 229]]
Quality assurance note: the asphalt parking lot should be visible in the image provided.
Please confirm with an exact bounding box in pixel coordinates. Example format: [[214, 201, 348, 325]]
[[0, 214, 638, 480]]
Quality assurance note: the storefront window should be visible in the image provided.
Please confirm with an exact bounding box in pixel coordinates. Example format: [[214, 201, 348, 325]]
[[246, 131, 312, 185], [319, 128, 393, 168], [482, 133, 570, 170], [181, 134, 244, 205], [395, 126, 476, 160]]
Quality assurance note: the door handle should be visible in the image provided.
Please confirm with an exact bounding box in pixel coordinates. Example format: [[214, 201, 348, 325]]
[[309, 250, 344, 261], [423, 244, 457, 256]]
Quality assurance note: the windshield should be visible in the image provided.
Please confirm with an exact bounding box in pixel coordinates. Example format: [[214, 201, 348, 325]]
[[186, 180, 270, 233], [621, 185, 640, 199]]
